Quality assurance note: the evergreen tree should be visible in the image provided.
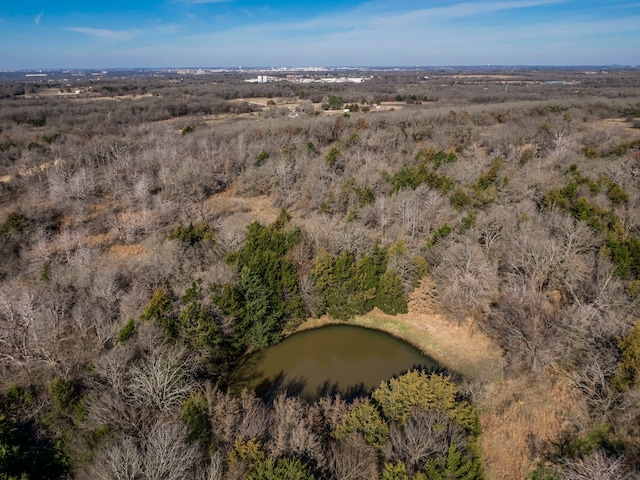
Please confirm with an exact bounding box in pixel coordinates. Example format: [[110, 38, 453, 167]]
[[382, 462, 410, 480], [376, 270, 408, 315], [335, 400, 389, 449], [213, 210, 306, 350], [424, 444, 482, 480], [140, 287, 175, 336], [312, 245, 412, 320], [248, 457, 316, 480]]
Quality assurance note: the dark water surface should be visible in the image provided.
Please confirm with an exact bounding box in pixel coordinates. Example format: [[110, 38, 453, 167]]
[[230, 324, 440, 401]]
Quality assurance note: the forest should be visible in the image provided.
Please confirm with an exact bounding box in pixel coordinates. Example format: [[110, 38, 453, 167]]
[[1, 67, 640, 479]]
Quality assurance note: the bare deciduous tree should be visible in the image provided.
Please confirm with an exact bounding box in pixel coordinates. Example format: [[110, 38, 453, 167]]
[[269, 393, 324, 467], [88, 435, 143, 480], [126, 346, 195, 411], [383, 409, 466, 475], [327, 434, 378, 480], [487, 286, 564, 372], [143, 422, 202, 480], [433, 239, 499, 322], [561, 450, 635, 480], [88, 423, 202, 480], [206, 386, 269, 452]]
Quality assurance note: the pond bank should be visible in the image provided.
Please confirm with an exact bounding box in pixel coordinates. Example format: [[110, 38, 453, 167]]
[[295, 310, 588, 480], [295, 308, 505, 382]]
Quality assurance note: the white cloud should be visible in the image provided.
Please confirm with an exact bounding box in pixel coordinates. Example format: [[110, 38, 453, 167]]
[[42, 0, 638, 67], [35, 10, 43, 25], [175, 0, 638, 66], [68, 27, 137, 42]]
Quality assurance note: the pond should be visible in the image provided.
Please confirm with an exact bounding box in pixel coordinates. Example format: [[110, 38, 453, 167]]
[[229, 324, 441, 401]]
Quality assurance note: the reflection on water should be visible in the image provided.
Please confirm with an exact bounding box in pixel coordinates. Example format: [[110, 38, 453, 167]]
[[230, 324, 440, 401]]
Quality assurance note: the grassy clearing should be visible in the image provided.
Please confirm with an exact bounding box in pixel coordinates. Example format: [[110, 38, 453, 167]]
[[480, 373, 587, 480]]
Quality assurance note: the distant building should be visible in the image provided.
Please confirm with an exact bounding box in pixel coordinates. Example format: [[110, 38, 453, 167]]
[[245, 75, 279, 83]]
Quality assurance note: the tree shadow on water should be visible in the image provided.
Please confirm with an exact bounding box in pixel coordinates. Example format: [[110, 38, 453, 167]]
[[255, 371, 308, 403], [402, 363, 450, 378], [316, 380, 370, 402], [225, 350, 267, 392]]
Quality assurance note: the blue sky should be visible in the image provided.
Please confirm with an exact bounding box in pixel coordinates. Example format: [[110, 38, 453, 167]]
[[1, 0, 639, 69]]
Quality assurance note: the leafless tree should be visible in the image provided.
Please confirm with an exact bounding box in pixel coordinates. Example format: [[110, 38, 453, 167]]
[[568, 351, 617, 421], [86, 342, 195, 438], [298, 274, 323, 318], [503, 211, 599, 297], [236, 389, 271, 442], [388, 185, 447, 241], [383, 409, 466, 475], [142, 422, 202, 480], [327, 434, 378, 480], [309, 393, 349, 442], [332, 222, 372, 256], [561, 450, 635, 480], [206, 386, 269, 452], [272, 156, 299, 208], [87, 435, 143, 480], [0, 286, 32, 368], [197, 451, 225, 480], [269, 393, 324, 467], [487, 285, 564, 372], [88, 423, 201, 480], [0, 282, 77, 372], [126, 346, 195, 411], [432, 238, 499, 322]]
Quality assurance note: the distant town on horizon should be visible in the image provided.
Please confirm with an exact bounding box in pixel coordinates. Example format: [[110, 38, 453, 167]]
[[1, 64, 638, 80]]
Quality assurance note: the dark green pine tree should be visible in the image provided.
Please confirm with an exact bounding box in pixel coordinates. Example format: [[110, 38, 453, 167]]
[[241, 266, 282, 349], [214, 209, 307, 350], [424, 444, 483, 480], [375, 270, 408, 315]]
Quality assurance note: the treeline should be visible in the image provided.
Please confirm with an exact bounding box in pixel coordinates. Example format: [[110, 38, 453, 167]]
[[1, 73, 640, 478]]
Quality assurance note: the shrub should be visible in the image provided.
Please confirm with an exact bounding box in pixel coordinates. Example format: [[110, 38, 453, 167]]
[[182, 391, 210, 443], [325, 145, 341, 168], [49, 379, 82, 417], [180, 124, 195, 135], [256, 149, 269, 166], [169, 221, 215, 246], [117, 318, 136, 344], [613, 322, 640, 391], [335, 400, 389, 449], [0, 212, 29, 236]]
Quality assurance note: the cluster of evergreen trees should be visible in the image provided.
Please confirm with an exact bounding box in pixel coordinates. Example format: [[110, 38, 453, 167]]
[[139, 209, 412, 362], [313, 247, 408, 320]]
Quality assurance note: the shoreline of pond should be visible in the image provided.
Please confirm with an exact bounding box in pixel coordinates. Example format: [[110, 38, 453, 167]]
[[233, 323, 440, 401], [293, 308, 505, 382]]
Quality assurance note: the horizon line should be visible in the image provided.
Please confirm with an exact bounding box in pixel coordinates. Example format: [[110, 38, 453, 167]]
[[2, 64, 639, 73]]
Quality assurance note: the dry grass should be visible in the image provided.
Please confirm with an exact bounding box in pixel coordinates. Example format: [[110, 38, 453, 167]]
[[600, 117, 640, 134], [205, 191, 281, 225], [108, 243, 146, 258], [480, 372, 587, 480]]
